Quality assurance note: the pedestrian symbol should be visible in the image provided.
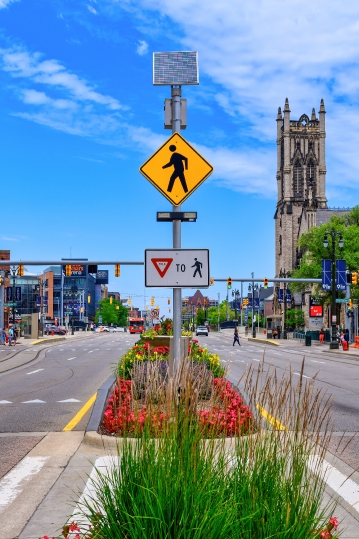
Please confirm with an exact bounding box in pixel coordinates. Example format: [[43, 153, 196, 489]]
[[163, 145, 188, 194], [192, 258, 202, 278], [140, 132, 214, 206]]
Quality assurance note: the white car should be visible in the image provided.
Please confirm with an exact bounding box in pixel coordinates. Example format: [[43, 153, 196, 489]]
[[196, 326, 209, 336]]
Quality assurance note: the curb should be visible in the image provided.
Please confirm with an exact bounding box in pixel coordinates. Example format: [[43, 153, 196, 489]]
[[85, 372, 116, 435], [248, 337, 281, 346], [31, 337, 66, 345]]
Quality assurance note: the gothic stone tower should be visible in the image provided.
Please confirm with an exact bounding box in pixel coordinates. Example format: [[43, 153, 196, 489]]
[[275, 98, 327, 276]]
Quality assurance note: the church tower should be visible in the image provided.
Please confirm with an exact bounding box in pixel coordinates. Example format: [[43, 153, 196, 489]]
[[275, 98, 327, 275]]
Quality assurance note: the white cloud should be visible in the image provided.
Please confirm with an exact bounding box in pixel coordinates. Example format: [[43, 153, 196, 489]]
[[108, 0, 359, 202], [0, 47, 125, 110], [136, 40, 148, 56], [87, 4, 98, 14], [1, 236, 19, 241], [21, 89, 77, 110], [0, 0, 18, 8]]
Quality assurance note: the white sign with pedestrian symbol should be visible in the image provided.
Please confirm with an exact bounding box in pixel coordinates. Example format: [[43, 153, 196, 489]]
[[145, 249, 210, 288]]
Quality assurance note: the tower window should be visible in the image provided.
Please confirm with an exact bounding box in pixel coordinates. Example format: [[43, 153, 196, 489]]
[[307, 161, 315, 182], [293, 162, 303, 196]]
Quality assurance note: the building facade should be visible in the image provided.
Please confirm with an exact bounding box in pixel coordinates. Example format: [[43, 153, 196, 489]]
[[275, 98, 327, 276]]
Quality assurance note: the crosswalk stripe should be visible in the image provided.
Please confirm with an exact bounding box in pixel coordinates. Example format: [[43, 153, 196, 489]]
[[0, 456, 48, 512]]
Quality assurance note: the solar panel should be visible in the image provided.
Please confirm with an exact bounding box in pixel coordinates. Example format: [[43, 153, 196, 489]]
[[153, 52, 199, 85]]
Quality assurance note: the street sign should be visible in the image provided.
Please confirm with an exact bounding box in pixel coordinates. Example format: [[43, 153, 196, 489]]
[[336, 298, 350, 303], [98, 315, 102, 324], [150, 309, 159, 319], [145, 249, 210, 288], [140, 132, 213, 206], [4, 302, 16, 306]]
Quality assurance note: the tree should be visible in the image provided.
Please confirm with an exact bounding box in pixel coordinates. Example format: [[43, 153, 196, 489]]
[[290, 207, 359, 303], [95, 298, 128, 326], [286, 308, 304, 329]]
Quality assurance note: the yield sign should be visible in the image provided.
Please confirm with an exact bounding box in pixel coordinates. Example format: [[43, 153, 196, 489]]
[[140, 132, 214, 206], [151, 258, 173, 278]]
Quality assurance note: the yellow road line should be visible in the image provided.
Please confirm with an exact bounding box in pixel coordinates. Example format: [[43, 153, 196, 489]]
[[256, 404, 287, 430], [63, 392, 97, 432]]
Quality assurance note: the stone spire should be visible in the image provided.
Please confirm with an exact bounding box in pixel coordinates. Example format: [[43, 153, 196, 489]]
[[284, 97, 290, 112], [277, 106, 283, 119], [320, 98, 326, 113], [311, 107, 316, 120]]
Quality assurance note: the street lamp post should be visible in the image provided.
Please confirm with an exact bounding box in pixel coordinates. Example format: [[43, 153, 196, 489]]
[[323, 230, 344, 349], [232, 288, 240, 322], [279, 268, 289, 339], [248, 283, 258, 338]]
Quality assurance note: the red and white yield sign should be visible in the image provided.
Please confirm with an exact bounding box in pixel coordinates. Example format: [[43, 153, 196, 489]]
[[145, 249, 210, 288]]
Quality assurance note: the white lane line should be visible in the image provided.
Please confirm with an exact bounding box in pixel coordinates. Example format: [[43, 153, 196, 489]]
[[308, 456, 359, 513], [83, 349, 88, 351], [47, 349, 53, 352], [57, 398, 81, 403], [0, 400, 12, 404], [21, 399, 46, 403], [294, 372, 310, 379], [66, 357, 76, 361], [59, 349, 64, 351], [26, 369, 44, 375], [311, 360, 326, 364], [252, 359, 260, 362], [272, 352, 282, 355], [71, 349, 76, 351], [0, 456, 49, 512], [88, 350, 94, 353]]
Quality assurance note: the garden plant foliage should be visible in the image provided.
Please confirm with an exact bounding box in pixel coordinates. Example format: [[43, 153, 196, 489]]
[[70, 360, 339, 539]]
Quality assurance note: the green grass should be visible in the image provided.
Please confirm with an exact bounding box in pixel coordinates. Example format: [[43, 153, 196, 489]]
[[75, 360, 336, 538]]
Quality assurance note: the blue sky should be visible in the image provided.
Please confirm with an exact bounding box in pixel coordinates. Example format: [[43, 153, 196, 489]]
[[1, 0, 359, 315]]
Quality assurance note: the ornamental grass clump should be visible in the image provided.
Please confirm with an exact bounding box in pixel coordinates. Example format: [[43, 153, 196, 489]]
[[73, 359, 339, 538]]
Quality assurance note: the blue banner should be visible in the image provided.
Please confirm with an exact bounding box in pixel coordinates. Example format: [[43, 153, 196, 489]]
[[15, 287, 21, 301], [248, 298, 259, 308], [322, 259, 331, 290], [286, 289, 292, 303], [322, 259, 347, 290], [278, 289, 283, 303], [6, 287, 12, 301], [336, 259, 347, 291]]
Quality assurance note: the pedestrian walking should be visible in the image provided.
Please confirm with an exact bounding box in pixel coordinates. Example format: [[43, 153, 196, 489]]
[[319, 327, 325, 344], [344, 328, 349, 344], [8, 327, 13, 346], [13, 327, 17, 346], [233, 327, 241, 346]]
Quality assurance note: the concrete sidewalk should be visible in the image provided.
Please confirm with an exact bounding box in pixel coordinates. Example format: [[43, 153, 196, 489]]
[[4, 431, 356, 539]]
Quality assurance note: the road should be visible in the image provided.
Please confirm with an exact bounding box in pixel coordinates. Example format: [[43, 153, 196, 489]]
[[196, 331, 359, 468], [1, 331, 359, 538]]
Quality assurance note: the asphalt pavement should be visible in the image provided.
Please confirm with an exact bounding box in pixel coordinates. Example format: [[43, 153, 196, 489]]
[[1, 331, 359, 538]]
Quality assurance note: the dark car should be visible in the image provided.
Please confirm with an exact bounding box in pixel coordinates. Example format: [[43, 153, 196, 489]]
[[46, 326, 66, 335]]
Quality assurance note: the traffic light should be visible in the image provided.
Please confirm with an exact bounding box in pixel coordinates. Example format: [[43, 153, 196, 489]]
[[110, 296, 113, 304], [116, 305, 119, 310], [348, 299, 353, 310], [227, 277, 232, 289], [151, 297, 155, 306], [156, 305, 159, 310], [210, 277, 214, 286], [88, 295, 91, 303], [128, 298, 131, 305], [115, 264, 120, 277], [0, 275, 3, 286], [352, 272, 358, 285], [65, 265, 72, 277], [168, 298, 170, 305], [18, 265, 24, 277], [264, 278, 268, 289]]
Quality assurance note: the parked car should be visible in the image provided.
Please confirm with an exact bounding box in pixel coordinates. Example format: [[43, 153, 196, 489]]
[[45, 325, 66, 335], [196, 326, 208, 336]]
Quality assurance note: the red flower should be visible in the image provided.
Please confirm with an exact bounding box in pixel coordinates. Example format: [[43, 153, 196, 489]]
[[69, 522, 81, 532]]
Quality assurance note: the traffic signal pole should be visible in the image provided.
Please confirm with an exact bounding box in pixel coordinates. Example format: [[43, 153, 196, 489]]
[[172, 86, 182, 375]]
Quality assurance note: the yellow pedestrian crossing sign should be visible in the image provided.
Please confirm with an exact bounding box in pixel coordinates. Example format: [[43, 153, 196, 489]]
[[140, 132, 214, 206]]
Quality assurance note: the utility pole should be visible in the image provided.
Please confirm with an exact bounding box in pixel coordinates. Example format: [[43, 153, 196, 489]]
[[0, 270, 4, 339], [171, 85, 182, 374]]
